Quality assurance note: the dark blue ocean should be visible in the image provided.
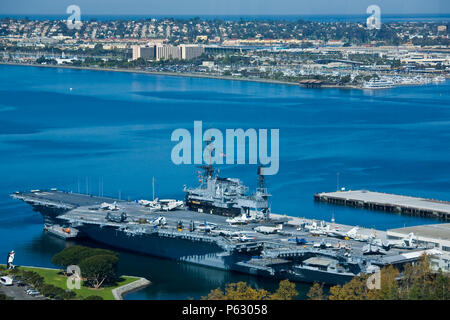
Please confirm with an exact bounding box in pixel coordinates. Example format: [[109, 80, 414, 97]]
[[0, 64, 449, 299]]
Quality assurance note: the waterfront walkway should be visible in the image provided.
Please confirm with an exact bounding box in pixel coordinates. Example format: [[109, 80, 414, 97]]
[[112, 277, 151, 300]]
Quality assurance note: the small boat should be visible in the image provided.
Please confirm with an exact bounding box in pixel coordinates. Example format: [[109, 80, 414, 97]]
[[363, 78, 395, 89], [433, 76, 446, 83], [44, 224, 80, 239]]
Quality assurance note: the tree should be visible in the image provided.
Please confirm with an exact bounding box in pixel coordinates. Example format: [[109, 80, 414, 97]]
[[378, 265, 400, 300], [203, 288, 225, 300], [92, 43, 104, 54], [36, 55, 56, 65], [78, 254, 119, 289], [329, 275, 369, 300], [432, 270, 450, 300], [52, 245, 92, 268], [39, 283, 76, 300], [391, 58, 402, 68], [0, 293, 13, 300], [338, 75, 351, 85], [270, 279, 298, 300], [222, 282, 269, 300], [307, 283, 325, 300], [203, 280, 297, 300], [51, 245, 119, 290], [401, 254, 435, 299], [203, 281, 269, 300], [325, 254, 449, 300], [52, 245, 118, 270]]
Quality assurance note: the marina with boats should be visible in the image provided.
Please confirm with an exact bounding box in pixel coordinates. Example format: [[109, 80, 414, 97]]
[[362, 75, 446, 89]]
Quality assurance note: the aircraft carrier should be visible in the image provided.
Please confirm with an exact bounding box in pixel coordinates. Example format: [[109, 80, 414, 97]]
[[10, 166, 437, 286]]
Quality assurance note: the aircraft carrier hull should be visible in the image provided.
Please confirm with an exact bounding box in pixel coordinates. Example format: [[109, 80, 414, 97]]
[[289, 268, 356, 286], [81, 224, 222, 260], [30, 203, 70, 222], [78, 223, 260, 273]]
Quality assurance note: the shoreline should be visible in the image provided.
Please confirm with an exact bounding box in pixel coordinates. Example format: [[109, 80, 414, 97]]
[[112, 277, 151, 300], [0, 61, 360, 90]]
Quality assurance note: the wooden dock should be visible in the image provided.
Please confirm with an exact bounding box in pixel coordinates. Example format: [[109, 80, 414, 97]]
[[314, 190, 450, 220]]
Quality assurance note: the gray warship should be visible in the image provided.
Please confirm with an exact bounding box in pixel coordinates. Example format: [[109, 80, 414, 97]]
[[11, 165, 430, 286], [184, 165, 270, 217]]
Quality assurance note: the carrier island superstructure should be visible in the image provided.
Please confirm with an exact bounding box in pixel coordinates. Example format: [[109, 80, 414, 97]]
[[183, 165, 270, 218], [11, 165, 445, 286]]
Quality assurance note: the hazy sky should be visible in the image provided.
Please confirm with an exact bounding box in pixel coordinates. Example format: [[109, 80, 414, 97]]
[[0, 0, 449, 15]]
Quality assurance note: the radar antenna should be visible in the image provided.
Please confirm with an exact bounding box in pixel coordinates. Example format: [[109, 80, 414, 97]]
[[257, 166, 265, 189]]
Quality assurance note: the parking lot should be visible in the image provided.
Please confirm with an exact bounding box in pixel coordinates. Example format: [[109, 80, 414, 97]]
[[0, 279, 47, 300]]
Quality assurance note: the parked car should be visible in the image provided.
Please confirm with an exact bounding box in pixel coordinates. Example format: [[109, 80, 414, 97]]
[[0, 276, 13, 286], [16, 280, 25, 287], [26, 289, 40, 296]]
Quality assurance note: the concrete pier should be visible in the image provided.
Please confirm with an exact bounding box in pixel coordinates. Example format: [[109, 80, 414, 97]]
[[112, 277, 151, 300], [314, 190, 450, 220]]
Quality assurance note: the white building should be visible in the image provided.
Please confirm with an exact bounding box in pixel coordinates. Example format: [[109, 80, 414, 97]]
[[180, 44, 205, 60], [387, 223, 450, 253], [131, 45, 156, 60], [156, 45, 181, 60], [429, 251, 450, 273]]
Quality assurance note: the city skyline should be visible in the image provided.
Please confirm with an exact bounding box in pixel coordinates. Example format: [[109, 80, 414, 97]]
[[0, 0, 449, 16]]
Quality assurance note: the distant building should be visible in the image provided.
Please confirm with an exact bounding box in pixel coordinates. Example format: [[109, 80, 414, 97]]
[[195, 35, 208, 42], [204, 45, 244, 55], [131, 45, 156, 60], [140, 46, 156, 59], [132, 43, 204, 61], [180, 44, 205, 60], [387, 223, 450, 253], [429, 251, 450, 273], [148, 39, 166, 45], [438, 25, 447, 33], [156, 45, 181, 60], [326, 40, 345, 47], [202, 61, 215, 68]]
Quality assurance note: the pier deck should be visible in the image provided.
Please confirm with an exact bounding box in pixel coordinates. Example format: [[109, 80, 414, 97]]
[[314, 190, 450, 220]]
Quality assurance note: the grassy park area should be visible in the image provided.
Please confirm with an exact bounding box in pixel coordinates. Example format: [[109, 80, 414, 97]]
[[1, 264, 140, 300]]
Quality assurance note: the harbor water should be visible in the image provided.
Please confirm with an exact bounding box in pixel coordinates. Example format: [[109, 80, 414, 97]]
[[0, 64, 449, 299]]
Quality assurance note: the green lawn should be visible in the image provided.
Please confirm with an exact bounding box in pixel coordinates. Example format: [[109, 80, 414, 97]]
[[1, 264, 139, 300]]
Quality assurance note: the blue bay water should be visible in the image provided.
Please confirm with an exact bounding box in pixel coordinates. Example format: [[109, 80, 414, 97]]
[[0, 64, 449, 299]]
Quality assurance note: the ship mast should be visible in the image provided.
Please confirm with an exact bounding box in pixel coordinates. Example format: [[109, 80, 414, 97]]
[[257, 166, 271, 220], [200, 135, 215, 182], [152, 176, 155, 201]]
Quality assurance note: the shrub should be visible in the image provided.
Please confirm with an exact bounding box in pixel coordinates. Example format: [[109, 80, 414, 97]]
[[38, 283, 76, 300], [0, 293, 13, 300]]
